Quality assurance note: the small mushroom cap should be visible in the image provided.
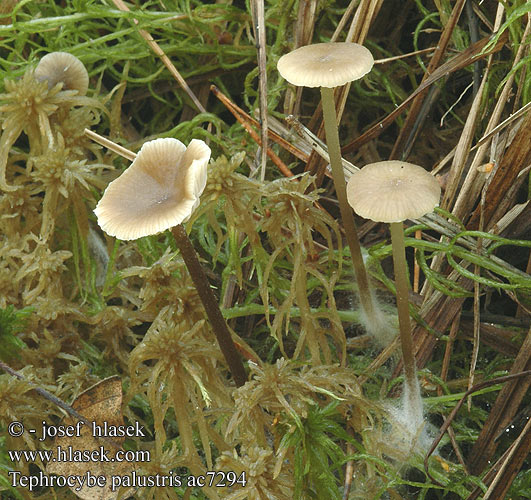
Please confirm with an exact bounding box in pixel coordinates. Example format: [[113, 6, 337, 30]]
[[94, 138, 211, 240], [346, 160, 441, 223], [277, 42, 374, 88], [34, 52, 89, 95]]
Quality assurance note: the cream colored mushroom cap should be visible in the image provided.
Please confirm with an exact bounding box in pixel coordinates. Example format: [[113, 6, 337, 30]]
[[35, 51, 89, 96], [277, 42, 374, 88], [346, 160, 441, 223], [94, 138, 211, 240]]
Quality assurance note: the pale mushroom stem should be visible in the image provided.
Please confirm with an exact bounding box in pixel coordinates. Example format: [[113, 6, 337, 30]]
[[389, 221, 422, 419], [320, 86, 376, 324], [171, 224, 247, 387]]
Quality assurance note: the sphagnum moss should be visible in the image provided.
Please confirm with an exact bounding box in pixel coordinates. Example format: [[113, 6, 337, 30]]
[[0, 51, 128, 496], [128, 306, 230, 476], [260, 174, 345, 363], [216, 445, 293, 500], [0, 56, 102, 192], [195, 152, 264, 266]]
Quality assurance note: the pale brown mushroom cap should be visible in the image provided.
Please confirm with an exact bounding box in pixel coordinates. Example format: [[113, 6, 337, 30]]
[[277, 42, 374, 88], [34, 52, 89, 96], [94, 138, 211, 240], [346, 161, 441, 223]]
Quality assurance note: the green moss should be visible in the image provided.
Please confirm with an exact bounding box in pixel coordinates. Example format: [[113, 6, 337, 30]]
[[0, 305, 32, 361]]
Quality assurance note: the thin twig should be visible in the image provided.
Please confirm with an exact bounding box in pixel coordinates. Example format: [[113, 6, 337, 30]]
[[468, 167, 491, 408], [0, 361, 90, 426], [341, 32, 507, 155], [471, 101, 531, 151], [390, 0, 467, 159], [111, 0, 206, 114], [342, 438, 355, 500], [413, 229, 422, 293], [210, 85, 294, 177], [424, 370, 531, 485], [374, 47, 437, 64], [482, 416, 531, 500], [447, 425, 469, 473], [210, 85, 305, 161], [438, 316, 460, 396], [250, 0, 268, 181], [84, 128, 136, 161]]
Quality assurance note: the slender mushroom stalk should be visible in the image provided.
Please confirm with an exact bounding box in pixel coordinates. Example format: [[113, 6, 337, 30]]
[[347, 160, 441, 423], [320, 85, 375, 324], [389, 220, 421, 419], [90, 131, 247, 386], [171, 224, 247, 386], [277, 42, 378, 329]]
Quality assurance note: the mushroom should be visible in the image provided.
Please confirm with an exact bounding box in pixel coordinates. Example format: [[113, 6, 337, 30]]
[[94, 138, 209, 240], [277, 42, 380, 335], [277, 42, 373, 88], [93, 134, 247, 387], [346, 160, 441, 421], [34, 52, 89, 96]]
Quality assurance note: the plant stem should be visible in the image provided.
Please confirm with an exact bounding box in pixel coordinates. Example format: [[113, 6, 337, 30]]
[[171, 224, 247, 387], [320, 86, 376, 323], [0, 362, 125, 450], [0, 361, 90, 427], [389, 221, 422, 418], [294, 266, 320, 363]]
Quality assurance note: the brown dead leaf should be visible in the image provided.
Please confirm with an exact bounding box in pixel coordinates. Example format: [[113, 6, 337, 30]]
[[46, 376, 135, 500]]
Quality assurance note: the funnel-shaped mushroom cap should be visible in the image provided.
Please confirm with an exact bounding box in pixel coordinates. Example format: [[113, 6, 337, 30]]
[[34, 52, 89, 95], [277, 42, 374, 88], [94, 138, 211, 240], [346, 161, 441, 223]]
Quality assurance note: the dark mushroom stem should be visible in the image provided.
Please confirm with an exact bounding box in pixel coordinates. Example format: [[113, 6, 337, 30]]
[[389, 221, 421, 418], [320, 86, 376, 324], [171, 224, 247, 387]]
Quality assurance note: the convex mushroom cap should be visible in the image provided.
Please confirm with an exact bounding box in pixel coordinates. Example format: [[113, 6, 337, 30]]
[[34, 52, 89, 96], [277, 42, 374, 88], [346, 160, 441, 223], [94, 138, 211, 240]]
